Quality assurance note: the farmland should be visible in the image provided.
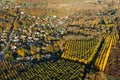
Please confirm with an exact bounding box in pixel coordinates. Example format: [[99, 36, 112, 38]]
[[62, 38, 100, 64], [0, 59, 85, 80], [0, 0, 120, 80]]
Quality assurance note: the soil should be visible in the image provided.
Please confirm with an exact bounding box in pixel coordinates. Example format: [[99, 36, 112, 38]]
[[105, 46, 120, 78]]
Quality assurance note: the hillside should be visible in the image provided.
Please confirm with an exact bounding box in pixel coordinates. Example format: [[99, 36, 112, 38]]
[[0, 0, 120, 80], [1, 0, 119, 17]]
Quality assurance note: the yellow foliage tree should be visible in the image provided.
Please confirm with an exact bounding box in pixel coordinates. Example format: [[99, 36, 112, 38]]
[[5, 54, 10, 59], [31, 50, 35, 55], [30, 46, 37, 55], [17, 49, 25, 57], [14, 19, 20, 30]]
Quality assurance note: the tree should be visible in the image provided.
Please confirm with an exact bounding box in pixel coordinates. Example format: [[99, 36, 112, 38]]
[[30, 46, 37, 55], [5, 51, 14, 61], [17, 48, 25, 57]]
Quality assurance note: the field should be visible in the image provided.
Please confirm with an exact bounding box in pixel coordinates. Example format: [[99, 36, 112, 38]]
[[0, 0, 120, 80], [62, 38, 100, 64], [105, 47, 120, 78], [0, 59, 85, 80]]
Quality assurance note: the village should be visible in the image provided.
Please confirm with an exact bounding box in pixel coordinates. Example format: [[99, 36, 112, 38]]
[[0, 3, 69, 61], [0, 0, 120, 79], [0, 2, 119, 62]]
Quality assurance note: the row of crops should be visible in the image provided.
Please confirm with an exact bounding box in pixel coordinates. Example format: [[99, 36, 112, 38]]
[[0, 59, 85, 80], [94, 32, 119, 71], [94, 35, 113, 71], [61, 38, 102, 64], [61, 32, 119, 71]]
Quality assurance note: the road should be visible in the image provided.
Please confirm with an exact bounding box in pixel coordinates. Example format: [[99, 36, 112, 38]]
[[0, 10, 19, 59]]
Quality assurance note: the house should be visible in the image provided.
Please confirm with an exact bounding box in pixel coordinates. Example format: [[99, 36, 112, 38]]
[[11, 45, 17, 50], [20, 35, 26, 38], [20, 12, 24, 15]]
